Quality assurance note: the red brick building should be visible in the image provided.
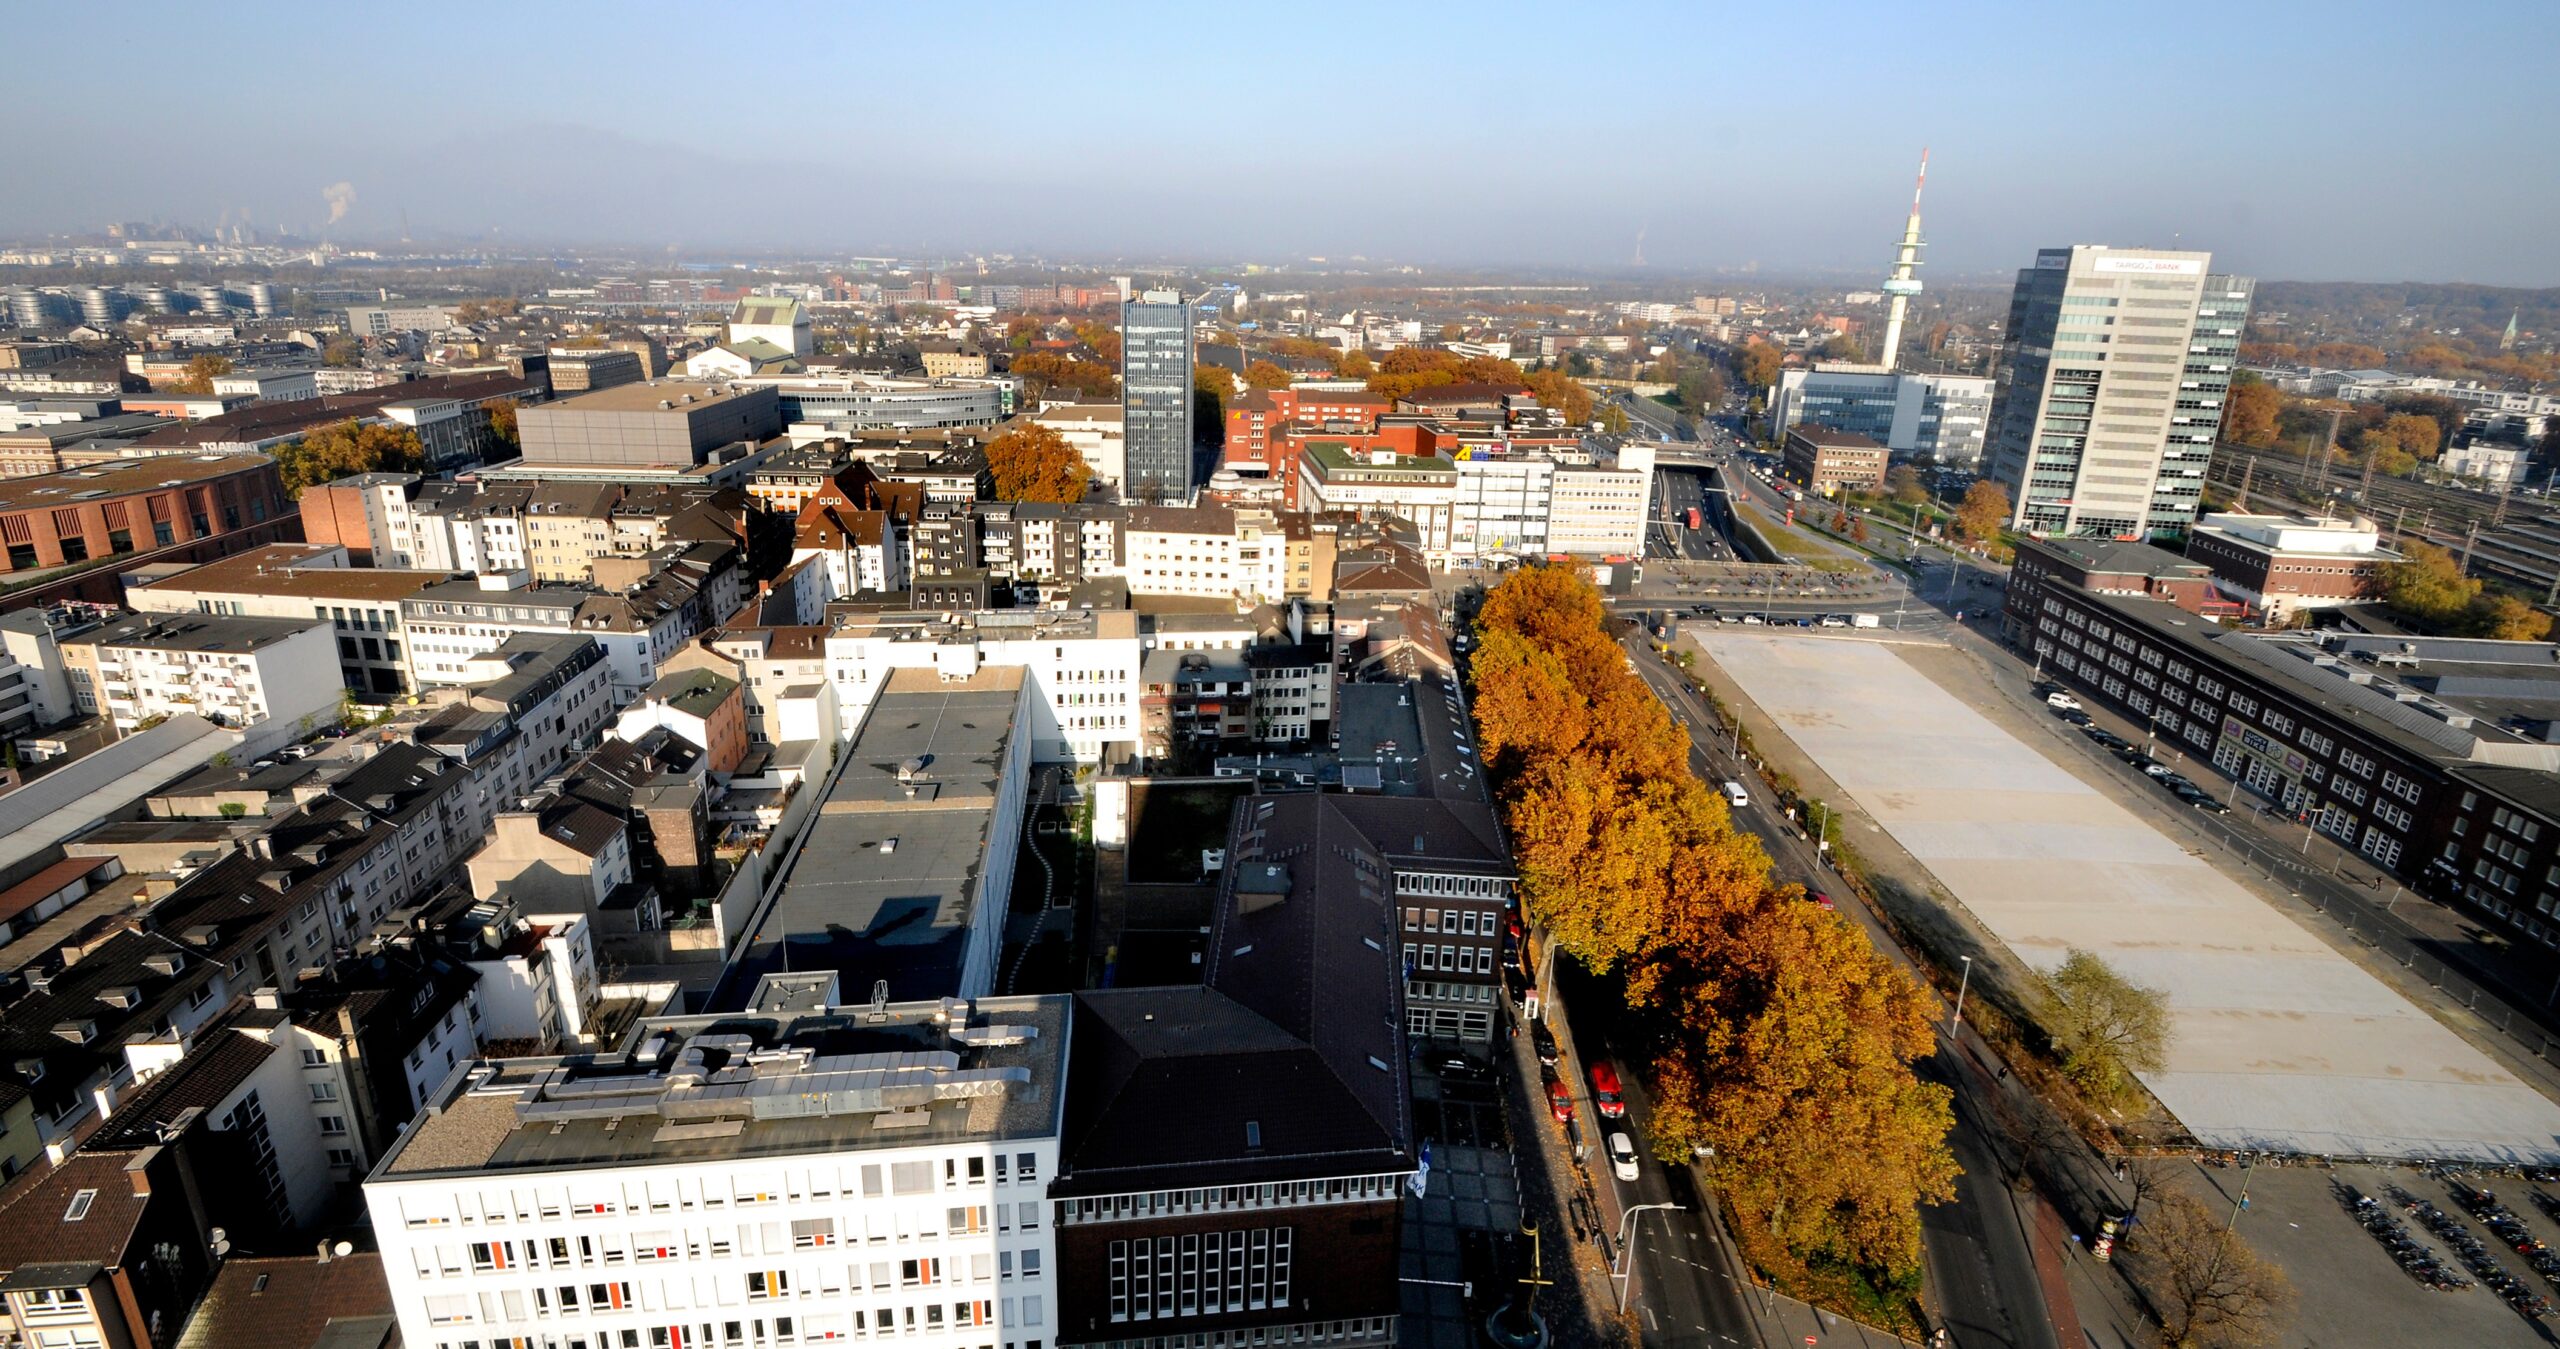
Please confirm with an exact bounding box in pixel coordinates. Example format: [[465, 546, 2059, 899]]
[[1780, 425, 1889, 495], [1223, 388, 1389, 505], [2007, 535, 2248, 621], [0, 454, 293, 580], [2182, 513, 2398, 620]]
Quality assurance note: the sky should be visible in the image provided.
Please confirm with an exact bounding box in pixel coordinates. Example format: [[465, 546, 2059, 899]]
[[7, 0, 2559, 286]]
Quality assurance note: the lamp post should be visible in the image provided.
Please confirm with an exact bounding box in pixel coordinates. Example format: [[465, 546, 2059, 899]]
[[1612, 1203, 1687, 1313], [1949, 955, 1974, 1036]]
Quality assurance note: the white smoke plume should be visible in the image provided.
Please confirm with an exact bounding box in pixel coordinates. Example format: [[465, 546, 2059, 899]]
[[322, 181, 357, 228]]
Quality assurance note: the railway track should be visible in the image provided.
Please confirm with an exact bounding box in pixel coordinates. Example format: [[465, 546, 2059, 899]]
[[2208, 443, 2560, 600]]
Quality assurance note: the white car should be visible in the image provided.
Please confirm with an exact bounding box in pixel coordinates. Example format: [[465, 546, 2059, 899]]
[[1721, 780, 1750, 808], [2044, 691, 2082, 712], [1608, 1131, 1641, 1182]]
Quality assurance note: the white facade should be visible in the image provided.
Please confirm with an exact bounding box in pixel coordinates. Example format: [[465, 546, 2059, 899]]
[[1545, 448, 1654, 557], [212, 368, 320, 404], [365, 998, 1067, 1349], [1121, 521, 1239, 600], [68, 618, 342, 737], [827, 613, 1140, 765], [1449, 456, 1553, 561], [1027, 404, 1125, 496], [462, 913, 601, 1048], [1769, 367, 1994, 465]]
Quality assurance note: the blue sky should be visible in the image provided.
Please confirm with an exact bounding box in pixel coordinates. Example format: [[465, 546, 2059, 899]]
[[9, 1, 2557, 284]]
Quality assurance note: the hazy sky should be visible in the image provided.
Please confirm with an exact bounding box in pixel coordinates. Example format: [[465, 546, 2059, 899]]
[[9, 1, 2558, 285]]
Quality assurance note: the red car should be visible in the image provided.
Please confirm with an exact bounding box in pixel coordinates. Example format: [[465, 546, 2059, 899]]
[[1809, 891, 1836, 911], [1546, 1078, 1576, 1124], [1590, 1062, 1626, 1119]]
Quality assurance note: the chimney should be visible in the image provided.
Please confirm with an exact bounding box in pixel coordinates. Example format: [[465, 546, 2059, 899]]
[[125, 1146, 157, 1196]]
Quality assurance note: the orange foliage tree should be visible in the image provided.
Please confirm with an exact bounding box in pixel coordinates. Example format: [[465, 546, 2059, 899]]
[[985, 422, 1091, 503], [1469, 565, 1955, 1281]]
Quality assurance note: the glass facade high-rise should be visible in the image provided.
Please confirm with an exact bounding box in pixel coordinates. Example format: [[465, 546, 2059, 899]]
[[1985, 246, 2252, 540], [1120, 289, 1195, 502]]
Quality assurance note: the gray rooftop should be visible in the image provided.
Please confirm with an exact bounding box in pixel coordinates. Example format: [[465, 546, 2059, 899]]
[[376, 993, 1068, 1178], [715, 668, 1025, 1010]]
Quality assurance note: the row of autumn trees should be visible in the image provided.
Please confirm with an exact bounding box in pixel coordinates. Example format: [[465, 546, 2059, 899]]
[[1469, 566, 1957, 1284]]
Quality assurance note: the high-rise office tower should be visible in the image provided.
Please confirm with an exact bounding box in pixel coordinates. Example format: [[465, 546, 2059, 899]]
[[1120, 289, 1195, 502], [1986, 246, 2252, 539]]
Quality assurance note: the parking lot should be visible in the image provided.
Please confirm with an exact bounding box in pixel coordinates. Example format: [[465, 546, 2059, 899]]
[[1695, 630, 2560, 1163], [2160, 1158, 2560, 1346]]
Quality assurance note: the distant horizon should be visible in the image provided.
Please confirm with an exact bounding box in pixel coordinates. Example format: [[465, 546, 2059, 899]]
[[9, 2, 2558, 287], [13, 232, 2560, 298]]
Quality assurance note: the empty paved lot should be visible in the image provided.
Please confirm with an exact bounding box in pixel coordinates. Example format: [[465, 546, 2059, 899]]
[[1699, 632, 2560, 1163]]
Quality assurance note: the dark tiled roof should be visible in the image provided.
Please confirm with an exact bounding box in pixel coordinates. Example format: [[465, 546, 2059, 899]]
[[176, 1253, 393, 1349], [85, 1027, 274, 1150], [1057, 984, 1408, 1194], [0, 1149, 149, 1271]]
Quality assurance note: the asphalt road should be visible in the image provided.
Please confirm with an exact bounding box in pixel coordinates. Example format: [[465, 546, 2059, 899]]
[[1618, 637, 2060, 1349]]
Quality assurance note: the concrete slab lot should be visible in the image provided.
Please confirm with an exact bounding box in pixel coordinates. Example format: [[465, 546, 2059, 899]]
[[1697, 632, 2560, 1164]]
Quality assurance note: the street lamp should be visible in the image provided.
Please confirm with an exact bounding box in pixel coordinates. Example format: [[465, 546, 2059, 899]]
[[1612, 1203, 1687, 1313], [1948, 955, 1974, 1036]]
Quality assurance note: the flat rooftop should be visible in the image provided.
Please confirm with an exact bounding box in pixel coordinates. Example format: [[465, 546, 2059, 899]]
[[0, 453, 265, 511], [131, 544, 452, 603], [530, 380, 772, 415], [377, 992, 1068, 1178], [73, 611, 319, 654], [716, 668, 1024, 1010]]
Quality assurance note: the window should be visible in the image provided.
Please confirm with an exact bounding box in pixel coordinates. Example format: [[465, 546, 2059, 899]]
[[301, 1048, 327, 1066], [318, 1114, 346, 1135], [309, 1081, 339, 1102]]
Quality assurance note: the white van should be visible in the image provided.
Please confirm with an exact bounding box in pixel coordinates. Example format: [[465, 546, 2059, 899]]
[[1721, 780, 1750, 808]]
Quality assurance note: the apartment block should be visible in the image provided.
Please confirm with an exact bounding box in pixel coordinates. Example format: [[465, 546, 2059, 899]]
[[125, 542, 448, 696], [60, 612, 342, 737], [824, 610, 1140, 767]]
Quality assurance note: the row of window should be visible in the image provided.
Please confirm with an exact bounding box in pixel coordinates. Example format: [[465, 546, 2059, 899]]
[[1062, 1178, 1400, 1227], [404, 1159, 1043, 1229]]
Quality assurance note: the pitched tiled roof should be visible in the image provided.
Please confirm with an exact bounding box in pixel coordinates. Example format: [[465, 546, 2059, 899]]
[[176, 1253, 393, 1349], [85, 1027, 274, 1150], [0, 1149, 150, 1272]]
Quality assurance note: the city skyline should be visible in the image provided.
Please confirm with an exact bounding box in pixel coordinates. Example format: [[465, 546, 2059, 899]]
[[6, 1, 2557, 285]]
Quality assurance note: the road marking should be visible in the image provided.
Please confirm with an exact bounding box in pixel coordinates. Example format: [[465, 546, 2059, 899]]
[[1643, 1306, 1659, 1331]]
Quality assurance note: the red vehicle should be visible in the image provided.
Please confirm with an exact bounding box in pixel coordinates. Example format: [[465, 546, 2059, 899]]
[[1547, 1078, 1576, 1124], [1590, 1062, 1626, 1119], [1808, 891, 1836, 911], [1684, 506, 1704, 530]]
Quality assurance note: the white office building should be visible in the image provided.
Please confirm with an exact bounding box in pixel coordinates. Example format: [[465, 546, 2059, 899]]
[[365, 988, 1069, 1349], [826, 610, 1140, 766], [1768, 367, 1994, 465]]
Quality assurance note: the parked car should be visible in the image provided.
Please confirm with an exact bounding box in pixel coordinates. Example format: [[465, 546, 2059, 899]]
[[1547, 1078, 1576, 1124], [1807, 890, 1836, 911], [2044, 691, 2083, 712], [2184, 793, 2232, 814], [1590, 1062, 1627, 1119], [1819, 614, 1849, 628], [2084, 727, 2130, 751], [1531, 1020, 1560, 1067], [2112, 746, 2155, 767], [2142, 762, 2177, 778], [1607, 1131, 1641, 1182], [2055, 708, 2092, 727], [1434, 1050, 1492, 1083]]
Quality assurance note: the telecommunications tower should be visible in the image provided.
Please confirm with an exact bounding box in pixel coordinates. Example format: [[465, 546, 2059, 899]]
[[1877, 149, 1928, 371]]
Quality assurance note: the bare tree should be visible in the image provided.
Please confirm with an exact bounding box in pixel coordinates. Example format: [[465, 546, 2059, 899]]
[[2124, 1192, 2293, 1348]]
